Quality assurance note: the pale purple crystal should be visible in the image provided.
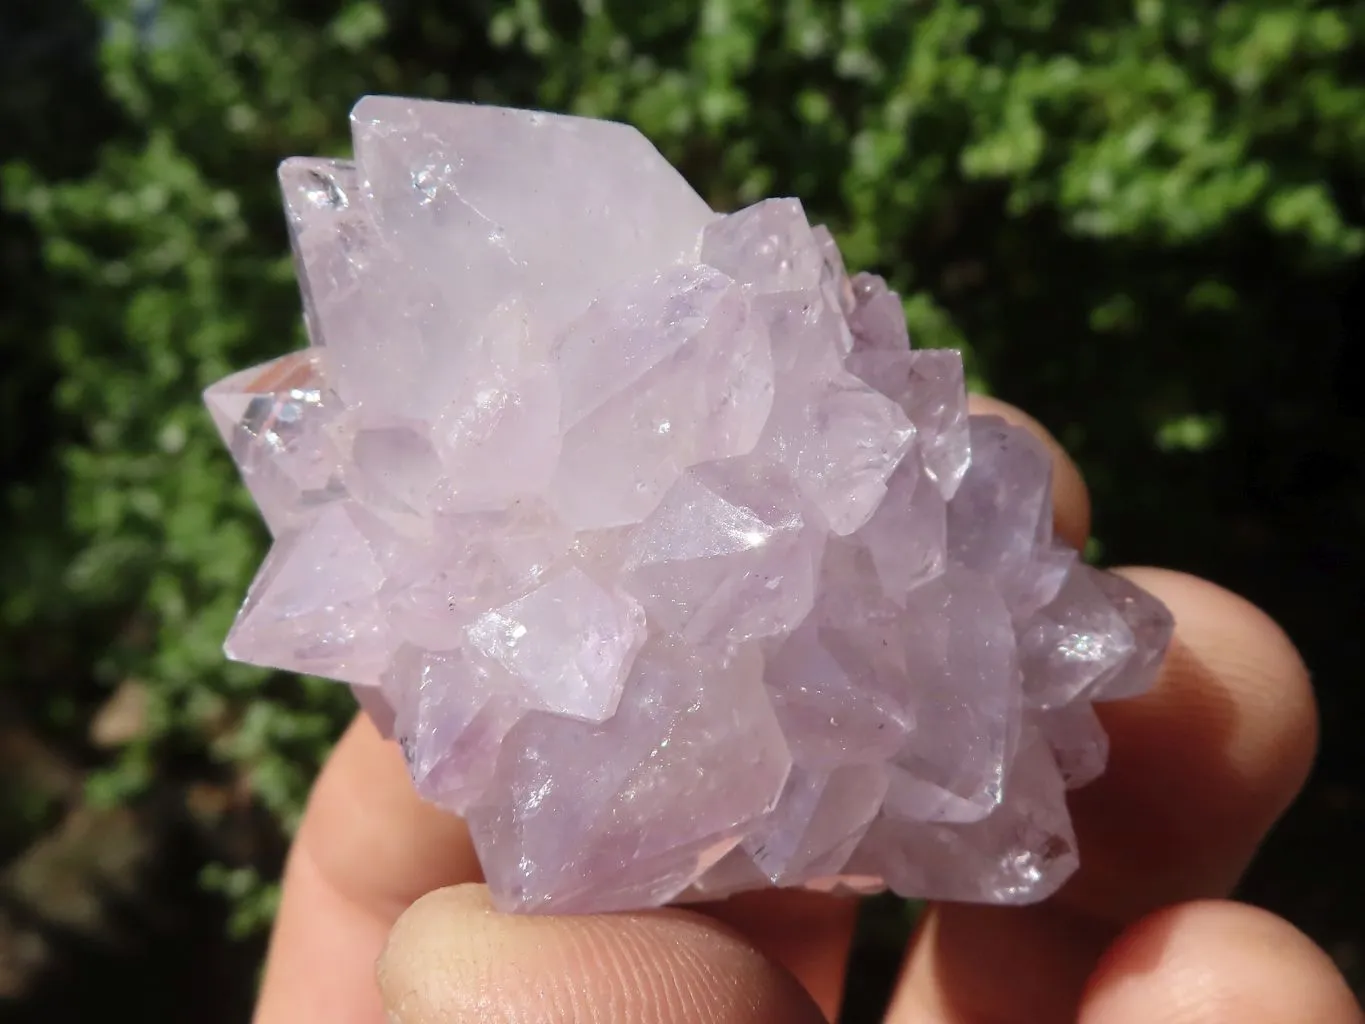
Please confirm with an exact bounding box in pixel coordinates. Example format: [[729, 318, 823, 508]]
[[208, 98, 1174, 913], [848, 272, 911, 353], [204, 350, 346, 535]]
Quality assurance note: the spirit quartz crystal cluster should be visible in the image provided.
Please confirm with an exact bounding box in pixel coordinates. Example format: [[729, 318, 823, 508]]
[[206, 98, 1174, 913]]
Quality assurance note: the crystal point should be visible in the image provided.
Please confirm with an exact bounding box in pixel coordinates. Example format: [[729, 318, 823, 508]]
[[210, 99, 1174, 914], [466, 640, 790, 913], [225, 502, 392, 685], [700, 198, 823, 295], [204, 350, 346, 534], [848, 273, 910, 352], [465, 567, 646, 723]]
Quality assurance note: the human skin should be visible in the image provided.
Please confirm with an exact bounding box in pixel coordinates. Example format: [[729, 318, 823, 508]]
[[252, 395, 1363, 1024]]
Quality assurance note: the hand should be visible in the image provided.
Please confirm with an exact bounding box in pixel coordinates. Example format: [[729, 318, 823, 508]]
[[251, 396, 1361, 1024]]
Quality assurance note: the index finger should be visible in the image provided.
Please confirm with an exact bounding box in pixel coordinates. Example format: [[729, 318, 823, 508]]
[[252, 716, 481, 1024]]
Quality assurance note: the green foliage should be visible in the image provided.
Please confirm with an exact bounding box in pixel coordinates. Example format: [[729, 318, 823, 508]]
[[201, 863, 281, 939], [3, 0, 1363, 969]]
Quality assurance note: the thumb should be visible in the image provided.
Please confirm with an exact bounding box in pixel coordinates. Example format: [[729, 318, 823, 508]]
[[377, 884, 828, 1024]]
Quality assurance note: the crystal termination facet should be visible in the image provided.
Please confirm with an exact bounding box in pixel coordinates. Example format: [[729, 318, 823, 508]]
[[207, 97, 1175, 914]]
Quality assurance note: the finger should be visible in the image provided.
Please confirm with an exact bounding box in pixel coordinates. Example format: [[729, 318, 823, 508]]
[[253, 715, 482, 1024], [1061, 568, 1318, 922], [888, 571, 1318, 1022], [698, 889, 860, 1020], [1079, 900, 1363, 1023], [378, 884, 827, 1024], [954, 401, 1317, 916], [967, 393, 1091, 548]]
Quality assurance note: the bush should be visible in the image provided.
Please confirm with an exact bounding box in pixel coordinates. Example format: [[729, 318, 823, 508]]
[[4, 0, 1363, 1008]]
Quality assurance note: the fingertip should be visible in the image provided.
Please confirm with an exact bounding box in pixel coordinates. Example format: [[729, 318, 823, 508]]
[[1080, 900, 1363, 1024], [1112, 568, 1319, 813], [300, 715, 482, 916], [1061, 569, 1319, 920], [254, 716, 485, 1024], [698, 889, 860, 1021], [378, 884, 828, 1024]]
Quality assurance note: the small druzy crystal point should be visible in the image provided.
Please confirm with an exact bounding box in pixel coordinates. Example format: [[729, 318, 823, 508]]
[[208, 97, 1175, 914]]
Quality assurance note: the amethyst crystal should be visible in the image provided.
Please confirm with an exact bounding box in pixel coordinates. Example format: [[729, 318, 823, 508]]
[[206, 98, 1174, 913]]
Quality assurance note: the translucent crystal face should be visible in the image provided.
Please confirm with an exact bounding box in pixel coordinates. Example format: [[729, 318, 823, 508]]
[[207, 97, 1174, 914]]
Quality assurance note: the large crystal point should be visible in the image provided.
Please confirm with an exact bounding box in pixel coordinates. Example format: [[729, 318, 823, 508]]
[[205, 350, 346, 534], [209, 98, 1174, 914], [321, 98, 716, 418]]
